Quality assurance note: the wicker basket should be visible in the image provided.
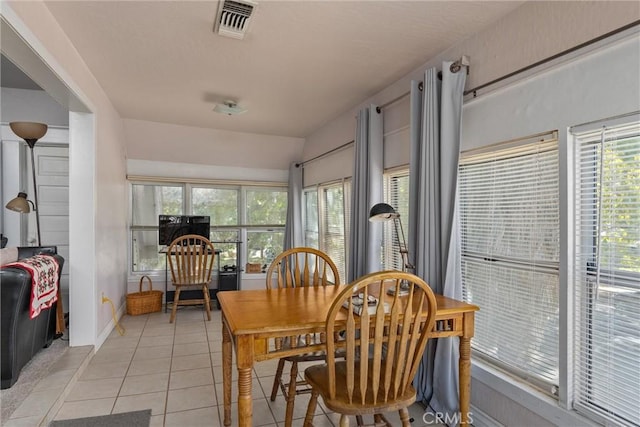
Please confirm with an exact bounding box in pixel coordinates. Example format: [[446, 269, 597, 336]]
[[127, 275, 163, 315], [245, 263, 262, 273]]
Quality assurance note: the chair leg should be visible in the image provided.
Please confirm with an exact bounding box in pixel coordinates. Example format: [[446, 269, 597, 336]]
[[284, 361, 299, 427], [339, 414, 350, 427], [270, 359, 285, 401], [170, 287, 181, 323], [202, 285, 211, 321], [398, 408, 411, 427], [303, 390, 319, 427]]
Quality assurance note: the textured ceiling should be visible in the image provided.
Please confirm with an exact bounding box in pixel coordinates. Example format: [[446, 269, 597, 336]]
[[43, 1, 524, 138]]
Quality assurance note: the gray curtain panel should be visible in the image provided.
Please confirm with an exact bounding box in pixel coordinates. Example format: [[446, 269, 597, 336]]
[[348, 105, 383, 282], [409, 63, 467, 419], [283, 162, 303, 251]]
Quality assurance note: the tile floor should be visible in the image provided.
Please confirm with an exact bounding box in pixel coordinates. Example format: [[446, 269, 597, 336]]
[[6, 306, 441, 426]]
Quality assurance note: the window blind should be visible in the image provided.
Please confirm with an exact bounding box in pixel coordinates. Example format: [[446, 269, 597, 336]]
[[321, 182, 347, 281], [573, 121, 640, 427], [459, 133, 560, 392], [383, 170, 409, 271]]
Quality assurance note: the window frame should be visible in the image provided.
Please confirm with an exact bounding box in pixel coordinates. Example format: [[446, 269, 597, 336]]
[[128, 179, 287, 279], [458, 131, 561, 396]]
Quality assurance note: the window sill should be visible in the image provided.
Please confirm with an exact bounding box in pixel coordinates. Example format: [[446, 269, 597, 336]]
[[471, 360, 599, 427]]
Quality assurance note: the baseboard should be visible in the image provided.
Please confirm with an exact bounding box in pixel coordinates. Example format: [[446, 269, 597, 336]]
[[95, 300, 126, 351], [40, 346, 94, 426], [470, 404, 504, 427]]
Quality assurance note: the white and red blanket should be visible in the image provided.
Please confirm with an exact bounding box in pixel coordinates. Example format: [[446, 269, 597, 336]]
[[4, 254, 59, 319]]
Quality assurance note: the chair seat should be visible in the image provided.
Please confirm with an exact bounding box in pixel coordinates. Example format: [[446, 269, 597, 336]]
[[305, 360, 417, 415]]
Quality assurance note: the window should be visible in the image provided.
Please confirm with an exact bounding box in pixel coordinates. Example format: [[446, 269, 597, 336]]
[[304, 180, 350, 282], [304, 189, 319, 249], [129, 181, 286, 275], [573, 120, 640, 426], [131, 184, 183, 272], [244, 188, 288, 267], [459, 132, 560, 392], [382, 169, 410, 270]]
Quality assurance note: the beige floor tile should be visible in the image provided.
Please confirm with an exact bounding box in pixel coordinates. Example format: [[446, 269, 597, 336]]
[[210, 351, 223, 367], [166, 384, 216, 413], [139, 335, 174, 347], [173, 341, 209, 357], [99, 336, 140, 350], [164, 406, 221, 427], [174, 332, 208, 345], [252, 358, 282, 377], [150, 414, 165, 427], [54, 398, 115, 420], [80, 360, 130, 380], [171, 353, 211, 371], [10, 387, 64, 418], [169, 367, 214, 390], [66, 377, 124, 401], [128, 356, 172, 376], [112, 391, 166, 416], [142, 325, 176, 337], [133, 344, 173, 360], [90, 347, 135, 364], [120, 372, 170, 395]]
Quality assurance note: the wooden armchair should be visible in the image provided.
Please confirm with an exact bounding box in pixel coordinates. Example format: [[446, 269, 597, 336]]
[[303, 271, 437, 427], [265, 247, 340, 427], [167, 234, 215, 323]]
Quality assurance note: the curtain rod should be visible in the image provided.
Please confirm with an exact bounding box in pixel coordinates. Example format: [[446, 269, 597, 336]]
[[374, 55, 469, 113], [297, 55, 469, 168], [296, 139, 354, 167], [464, 20, 640, 97]]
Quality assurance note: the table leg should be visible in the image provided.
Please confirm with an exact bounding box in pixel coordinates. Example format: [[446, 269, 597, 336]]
[[222, 314, 232, 426], [236, 335, 254, 427], [459, 311, 474, 425]]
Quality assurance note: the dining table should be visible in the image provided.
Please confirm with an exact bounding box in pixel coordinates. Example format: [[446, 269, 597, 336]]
[[219, 284, 479, 426]]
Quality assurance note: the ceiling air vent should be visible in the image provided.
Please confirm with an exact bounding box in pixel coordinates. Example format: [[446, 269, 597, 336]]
[[214, 0, 257, 40]]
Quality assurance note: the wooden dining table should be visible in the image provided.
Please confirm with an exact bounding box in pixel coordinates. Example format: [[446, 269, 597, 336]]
[[219, 285, 479, 427]]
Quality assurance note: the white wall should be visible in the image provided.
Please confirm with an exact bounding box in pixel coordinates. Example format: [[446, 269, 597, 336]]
[[0, 87, 69, 126], [124, 118, 304, 172], [303, 1, 640, 182], [0, 88, 69, 246], [301, 2, 640, 426], [4, 0, 128, 347]]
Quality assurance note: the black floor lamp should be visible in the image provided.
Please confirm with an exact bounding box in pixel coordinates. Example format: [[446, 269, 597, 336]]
[[5, 121, 48, 247], [369, 202, 414, 294]]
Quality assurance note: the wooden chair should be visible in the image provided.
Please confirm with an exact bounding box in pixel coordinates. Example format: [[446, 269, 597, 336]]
[[167, 234, 215, 323], [265, 247, 340, 427], [303, 271, 437, 427]]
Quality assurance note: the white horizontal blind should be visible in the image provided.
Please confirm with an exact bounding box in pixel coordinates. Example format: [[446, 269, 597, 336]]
[[343, 179, 352, 283], [303, 189, 319, 249], [459, 133, 560, 391], [320, 182, 347, 282], [383, 170, 410, 271], [573, 121, 640, 427]]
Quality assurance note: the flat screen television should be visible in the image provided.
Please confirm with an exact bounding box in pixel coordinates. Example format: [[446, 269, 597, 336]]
[[158, 215, 210, 246]]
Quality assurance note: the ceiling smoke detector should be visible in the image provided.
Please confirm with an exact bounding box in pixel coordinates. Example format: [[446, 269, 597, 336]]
[[213, 100, 247, 115], [214, 0, 257, 40]]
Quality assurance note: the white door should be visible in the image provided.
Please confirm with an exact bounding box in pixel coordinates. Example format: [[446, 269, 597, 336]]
[[28, 145, 70, 310]]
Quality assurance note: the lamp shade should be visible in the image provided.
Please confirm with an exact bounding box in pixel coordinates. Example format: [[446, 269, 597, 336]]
[[9, 122, 48, 141], [369, 203, 399, 222], [6, 192, 31, 213]]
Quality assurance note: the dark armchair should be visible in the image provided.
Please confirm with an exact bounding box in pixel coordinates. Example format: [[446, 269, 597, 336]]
[[0, 246, 64, 389]]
